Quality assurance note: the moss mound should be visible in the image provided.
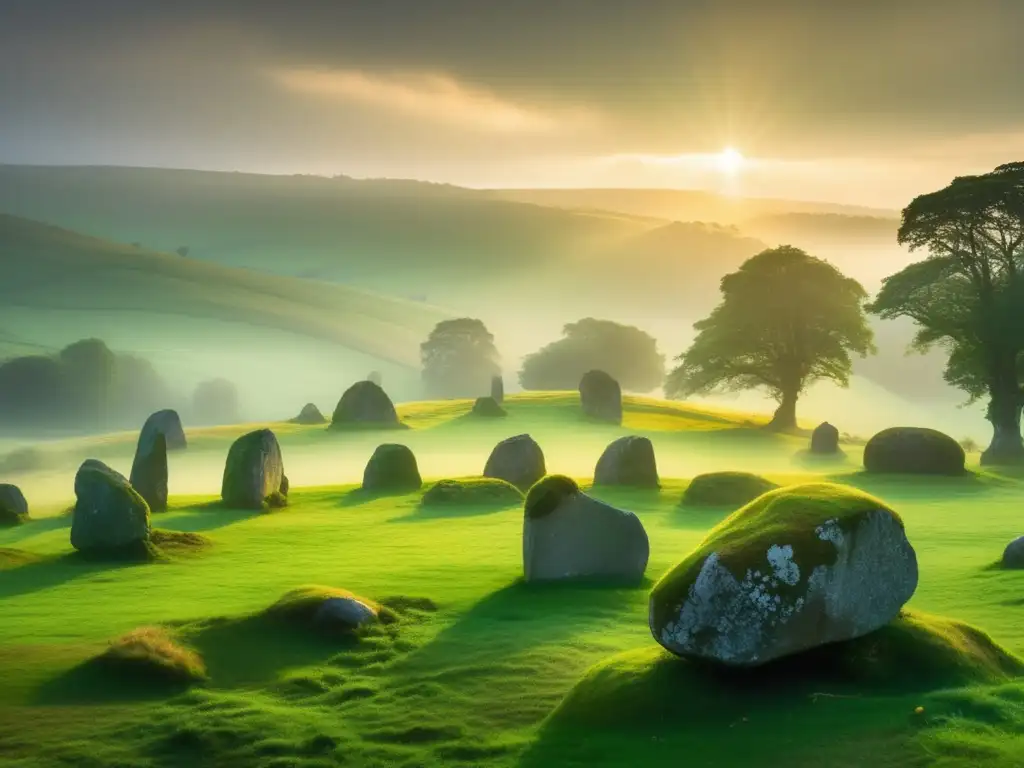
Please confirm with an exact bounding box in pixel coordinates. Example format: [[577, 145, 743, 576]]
[[151, 529, 212, 557], [652, 482, 904, 635], [471, 396, 507, 418], [91, 626, 207, 686], [524, 475, 580, 520], [552, 610, 1024, 730], [421, 478, 524, 507], [680, 471, 779, 507], [265, 585, 398, 627], [864, 426, 965, 475]]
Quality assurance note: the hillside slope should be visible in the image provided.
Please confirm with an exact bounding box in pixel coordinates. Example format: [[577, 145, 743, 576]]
[[0, 214, 448, 368]]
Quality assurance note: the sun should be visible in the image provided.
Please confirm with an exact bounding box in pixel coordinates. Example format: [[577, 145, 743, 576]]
[[717, 147, 744, 174]]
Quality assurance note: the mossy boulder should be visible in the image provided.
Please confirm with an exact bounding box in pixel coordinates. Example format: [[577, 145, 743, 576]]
[[483, 434, 546, 491], [1002, 535, 1024, 569], [362, 444, 422, 493], [810, 421, 840, 454], [129, 431, 168, 513], [265, 585, 396, 633], [291, 402, 327, 425], [331, 380, 402, 428], [551, 610, 1024, 729], [680, 471, 779, 508], [221, 429, 288, 510], [71, 460, 152, 556], [471, 396, 506, 418], [593, 436, 659, 488], [523, 475, 649, 583], [579, 369, 622, 424], [491, 375, 504, 404], [138, 409, 187, 452], [650, 483, 919, 666], [863, 426, 965, 475], [421, 478, 523, 507], [0, 484, 28, 526]]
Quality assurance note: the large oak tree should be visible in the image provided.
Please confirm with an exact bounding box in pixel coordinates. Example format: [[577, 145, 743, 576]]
[[868, 162, 1024, 465], [421, 318, 501, 399], [665, 246, 874, 431]]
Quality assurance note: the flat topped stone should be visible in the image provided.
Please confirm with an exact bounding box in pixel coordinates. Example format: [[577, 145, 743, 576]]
[[650, 482, 918, 667]]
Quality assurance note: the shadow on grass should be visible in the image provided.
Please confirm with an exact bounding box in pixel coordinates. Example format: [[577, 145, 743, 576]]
[[176, 615, 359, 687], [831, 470, 1004, 501], [400, 578, 652, 673], [33, 656, 199, 705], [0, 552, 141, 600], [0, 514, 72, 544], [338, 487, 420, 508], [156, 502, 254, 532], [790, 448, 853, 470], [391, 503, 519, 523]]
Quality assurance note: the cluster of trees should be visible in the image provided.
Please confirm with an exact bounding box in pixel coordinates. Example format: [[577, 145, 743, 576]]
[[419, 164, 1023, 466], [0, 338, 242, 433], [666, 162, 1024, 465]]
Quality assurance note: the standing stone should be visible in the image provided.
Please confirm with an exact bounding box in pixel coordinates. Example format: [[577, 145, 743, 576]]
[[139, 409, 187, 452], [483, 434, 546, 491], [362, 444, 422, 492], [810, 422, 840, 454], [472, 396, 507, 418], [593, 436, 659, 488], [331, 381, 402, 428], [863, 427, 965, 475], [221, 429, 287, 509], [71, 460, 151, 554], [291, 403, 327, 425], [579, 370, 622, 424], [523, 476, 649, 583], [0, 484, 28, 526], [491, 375, 505, 404], [649, 483, 919, 667], [130, 431, 168, 513]]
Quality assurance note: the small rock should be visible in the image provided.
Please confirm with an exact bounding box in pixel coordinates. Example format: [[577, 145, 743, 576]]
[[579, 370, 622, 424], [221, 429, 287, 509], [362, 444, 422, 492], [593, 436, 659, 488], [483, 434, 546, 491], [1002, 536, 1024, 569], [810, 422, 840, 454], [472, 396, 507, 418], [71, 460, 151, 554], [314, 597, 379, 631], [291, 403, 327, 425], [523, 475, 649, 583], [0, 484, 28, 526]]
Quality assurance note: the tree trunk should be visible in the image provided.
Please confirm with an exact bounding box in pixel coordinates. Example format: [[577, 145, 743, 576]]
[[981, 359, 1024, 466], [765, 388, 798, 432]]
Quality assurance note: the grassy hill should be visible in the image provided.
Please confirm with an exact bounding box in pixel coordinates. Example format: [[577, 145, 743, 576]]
[[0, 393, 1021, 767]]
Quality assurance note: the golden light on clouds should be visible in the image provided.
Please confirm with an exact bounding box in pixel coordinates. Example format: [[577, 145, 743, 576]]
[[270, 67, 597, 135]]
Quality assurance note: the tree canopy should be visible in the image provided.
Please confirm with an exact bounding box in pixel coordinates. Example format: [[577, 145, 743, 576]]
[[518, 318, 665, 392], [868, 161, 1024, 464], [192, 378, 240, 425], [420, 318, 501, 399], [665, 246, 874, 431]]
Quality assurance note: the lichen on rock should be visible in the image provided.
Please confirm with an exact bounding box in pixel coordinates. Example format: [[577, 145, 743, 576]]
[[650, 482, 919, 666]]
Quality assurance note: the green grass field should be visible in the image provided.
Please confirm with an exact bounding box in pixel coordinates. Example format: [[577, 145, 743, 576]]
[[1, 393, 1022, 767]]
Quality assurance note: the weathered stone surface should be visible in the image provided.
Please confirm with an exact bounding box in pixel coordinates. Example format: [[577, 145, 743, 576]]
[[483, 434, 546, 491], [291, 403, 327, 425], [810, 422, 840, 454], [362, 444, 422, 492], [523, 476, 649, 583], [0, 484, 28, 526], [331, 381, 402, 427], [593, 436, 659, 488], [864, 427, 965, 475], [471, 396, 506, 418], [491, 375, 504, 404], [1002, 536, 1024, 569], [130, 431, 168, 513], [71, 460, 151, 553], [314, 597, 379, 631], [650, 483, 918, 667], [139, 409, 187, 452], [579, 370, 622, 424], [221, 429, 287, 509]]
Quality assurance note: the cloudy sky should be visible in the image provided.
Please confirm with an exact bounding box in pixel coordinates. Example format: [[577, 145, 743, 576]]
[[2, 0, 1023, 207]]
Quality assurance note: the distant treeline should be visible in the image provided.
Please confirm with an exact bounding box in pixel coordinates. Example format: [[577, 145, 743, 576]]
[[0, 338, 240, 434]]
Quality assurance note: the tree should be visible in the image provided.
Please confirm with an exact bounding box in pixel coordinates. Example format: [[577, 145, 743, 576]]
[[665, 246, 874, 431], [59, 338, 117, 428], [420, 319, 500, 398], [868, 162, 1024, 464], [518, 318, 665, 392], [0, 355, 65, 427]]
